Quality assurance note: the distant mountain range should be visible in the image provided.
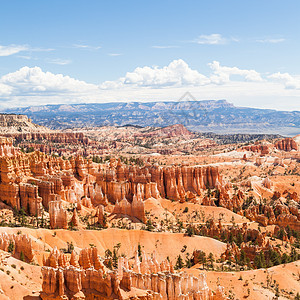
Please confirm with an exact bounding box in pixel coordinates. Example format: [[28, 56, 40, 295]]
[[2, 100, 300, 136]]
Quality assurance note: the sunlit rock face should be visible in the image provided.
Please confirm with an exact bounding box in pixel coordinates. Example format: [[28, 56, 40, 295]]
[[97, 159, 223, 203], [41, 247, 227, 300], [0, 232, 35, 262], [49, 199, 68, 229]]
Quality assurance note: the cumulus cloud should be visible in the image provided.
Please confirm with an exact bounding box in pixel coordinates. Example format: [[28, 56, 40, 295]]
[[100, 59, 210, 89], [0, 66, 97, 95], [268, 72, 300, 89], [0, 83, 13, 96], [0, 60, 299, 111], [208, 61, 263, 84], [100, 59, 265, 89], [0, 45, 29, 56]]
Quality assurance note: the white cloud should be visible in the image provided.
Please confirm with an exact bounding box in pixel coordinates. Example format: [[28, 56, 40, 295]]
[[208, 61, 263, 84], [100, 60, 264, 89], [0, 60, 299, 111], [108, 53, 123, 56], [73, 44, 101, 50], [152, 45, 179, 49], [0, 66, 97, 95], [29, 47, 55, 52], [47, 58, 72, 65], [0, 45, 28, 56], [0, 83, 13, 96], [0, 44, 55, 57], [268, 72, 300, 89], [100, 59, 210, 89], [257, 38, 285, 44], [17, 55, 32, 60], [193, 34, 228, 45]]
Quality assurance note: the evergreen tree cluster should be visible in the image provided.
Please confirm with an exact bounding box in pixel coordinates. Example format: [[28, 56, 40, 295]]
[[253, 247, 299, 269]]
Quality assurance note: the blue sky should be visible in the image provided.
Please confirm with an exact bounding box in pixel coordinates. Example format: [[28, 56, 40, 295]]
[[0, 0, 300, 110]]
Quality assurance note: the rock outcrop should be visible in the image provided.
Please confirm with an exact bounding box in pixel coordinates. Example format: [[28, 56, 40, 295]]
[[0, 137, 17, 157], [96, 205, 106, 227], [275, 138, 298, 151], [242, 144, 269, 155], [113, 193, 146, 222], [193, 220, 272, 265], [7, 132, 90, 145], [0, 114, 49, 134], [49, 200, 68, 229], [0, 139, 224, 226], [97, 160, 223, 204], [70, 209, 79, 228], [0, 232, 35, 262], [41, 247, 226, 300], [245, 203, 300, 231]]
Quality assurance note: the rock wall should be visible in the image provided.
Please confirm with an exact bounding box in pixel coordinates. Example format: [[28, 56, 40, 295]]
[[41, 248, 226, 300], [275, 138, 298, 151], [0, 137, 224, 221], [96, 160, 223, 203], [6, 132, 91, 145]]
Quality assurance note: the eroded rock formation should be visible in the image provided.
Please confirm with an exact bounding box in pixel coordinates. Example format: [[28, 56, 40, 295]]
[[113, 193, 146, 222], [0, 232, 35, 262], [242, 144, 269, 155], [275, 138, 298, 151], [49, 199, 68, 229], [41, 247, 226, 300], [97, 160, 223, 204], [245, 203, 300, 231]]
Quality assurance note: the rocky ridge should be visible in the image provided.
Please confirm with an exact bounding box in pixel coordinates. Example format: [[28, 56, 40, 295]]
[[3, 100, 300, 135]]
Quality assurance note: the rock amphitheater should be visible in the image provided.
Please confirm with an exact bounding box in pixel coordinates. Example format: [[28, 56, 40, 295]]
[[0, 115, 299, 299]]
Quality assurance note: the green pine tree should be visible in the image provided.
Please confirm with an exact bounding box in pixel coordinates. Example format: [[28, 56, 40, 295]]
[[175, 255, 184, 270], [8, 240, 14, 253], [208, 252, 215, 269], [20, 251, 25, 262]]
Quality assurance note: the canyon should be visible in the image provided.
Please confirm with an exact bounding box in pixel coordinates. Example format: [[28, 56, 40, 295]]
[[0, 113, 299, 300]]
